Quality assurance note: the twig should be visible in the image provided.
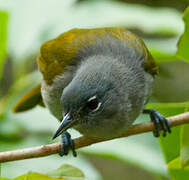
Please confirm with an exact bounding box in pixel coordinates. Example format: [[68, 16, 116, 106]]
[[1, 112, 189, 163]]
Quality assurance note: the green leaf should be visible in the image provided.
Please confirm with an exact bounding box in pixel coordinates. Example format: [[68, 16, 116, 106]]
[[159, 126, 181, 163], [180, 124, 189, 167], [0, 11, 8, 78], [177, 7, 189, 61], [146, 102, 189, 117], [0, 172, 62, 180], [47, 164, 85, 179], [168, 157, 189, 180], [150, 49, 176, 63], [15, 173, 62, 180]]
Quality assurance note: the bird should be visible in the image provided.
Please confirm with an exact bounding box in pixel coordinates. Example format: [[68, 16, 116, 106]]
[[13, 27, 171, 157]]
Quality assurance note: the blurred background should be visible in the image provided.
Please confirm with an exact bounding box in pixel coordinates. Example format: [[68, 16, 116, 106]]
[[0, 0, 189, 179]]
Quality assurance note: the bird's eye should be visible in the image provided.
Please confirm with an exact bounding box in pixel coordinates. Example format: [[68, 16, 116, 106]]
[[87, 96, 100, 111]]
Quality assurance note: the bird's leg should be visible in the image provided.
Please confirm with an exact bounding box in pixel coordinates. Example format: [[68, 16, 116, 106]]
[[143, 109, 171, 137], [59, 131, 77, 157]]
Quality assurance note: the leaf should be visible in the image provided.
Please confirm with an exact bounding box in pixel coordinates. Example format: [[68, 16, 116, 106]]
[[159, 126, 181, 164], [150, 49, 176, 63], [47, 164, 84, 179], [168, 157, 189, 180], [15, 173, 62, 180], [0, 172, 62, 180], [177, 7, 189, 61], [0, 11, 8, 78], [146, 102, 189, 117], [180, 124, 189, 167]]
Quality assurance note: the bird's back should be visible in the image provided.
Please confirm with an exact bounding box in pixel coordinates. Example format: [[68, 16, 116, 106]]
[[38, 28, 157, 85]]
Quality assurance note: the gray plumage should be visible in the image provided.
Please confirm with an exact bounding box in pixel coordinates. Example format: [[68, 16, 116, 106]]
[[41, 36, 153, 139]]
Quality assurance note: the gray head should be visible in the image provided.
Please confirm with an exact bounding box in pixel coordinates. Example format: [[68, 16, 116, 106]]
[[53, 55, 145, 139]]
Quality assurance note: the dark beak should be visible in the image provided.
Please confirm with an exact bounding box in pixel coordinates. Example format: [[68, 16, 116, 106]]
[[52, 112, 76, 139]]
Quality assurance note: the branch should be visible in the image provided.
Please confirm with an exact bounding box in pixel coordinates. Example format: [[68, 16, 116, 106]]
[[1, 112, 189, 163]]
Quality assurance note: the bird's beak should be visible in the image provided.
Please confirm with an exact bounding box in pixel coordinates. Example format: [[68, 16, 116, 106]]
[[52, 112, 76, 139]]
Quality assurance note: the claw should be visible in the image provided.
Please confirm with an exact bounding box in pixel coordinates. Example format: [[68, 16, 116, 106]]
[[149, 112, 160, 137], [143, 109, 171, 137], [59, 132, 77, 157], [69, 138, 77, 157]]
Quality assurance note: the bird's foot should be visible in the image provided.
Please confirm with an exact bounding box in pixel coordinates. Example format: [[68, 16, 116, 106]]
[[143, 109, 171, 137], [59, 131, 77, 157]]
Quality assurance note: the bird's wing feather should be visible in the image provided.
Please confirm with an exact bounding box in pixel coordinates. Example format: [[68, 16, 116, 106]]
[[37, 28, 158, 85], [13, 84, 44, 113]]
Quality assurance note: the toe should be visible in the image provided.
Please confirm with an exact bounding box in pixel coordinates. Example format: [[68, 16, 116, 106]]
[[155, 111, 171, 135], [164, 118, 171, 133], [59, 133, 70, 156], [159, 117, 168, 137], [150, 112, 160, 137], [69, 139, 77, 157]]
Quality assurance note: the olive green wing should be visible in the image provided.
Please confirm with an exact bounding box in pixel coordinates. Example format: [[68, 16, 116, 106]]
[[13, 84, 45, 113], [107, 28, 158, 76]]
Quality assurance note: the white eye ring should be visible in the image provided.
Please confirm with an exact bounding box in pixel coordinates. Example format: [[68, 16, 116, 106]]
[[87, 95, 101, 112], [88, 95, 97, 102]]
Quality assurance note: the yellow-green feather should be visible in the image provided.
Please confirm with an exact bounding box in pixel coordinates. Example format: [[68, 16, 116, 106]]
[[38, 28, 158, 85], [13, 84, 44, 113]]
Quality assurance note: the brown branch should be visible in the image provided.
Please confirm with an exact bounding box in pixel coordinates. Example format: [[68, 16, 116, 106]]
[[1, 112, 189, 163]]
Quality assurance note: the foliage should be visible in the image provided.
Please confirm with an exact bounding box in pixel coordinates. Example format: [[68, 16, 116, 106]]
[[47, 164, 85, 179], [0, 164, 84, 180], [0, 173, 62, 180], [0, 1, 189, 180], [0, 11, 8, 79], [177, 7, 189, 61], [181, 125, 189, 167]]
